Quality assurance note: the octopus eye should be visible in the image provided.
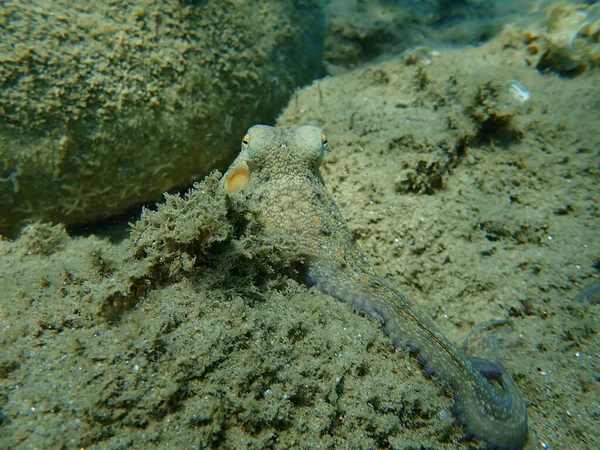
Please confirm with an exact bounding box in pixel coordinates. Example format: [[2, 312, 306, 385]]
[[321, 134, 328, 149], [241, 134, 250, 150]]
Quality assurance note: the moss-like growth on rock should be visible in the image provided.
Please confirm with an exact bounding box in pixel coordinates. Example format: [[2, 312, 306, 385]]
[[0, 0, 325, 236]]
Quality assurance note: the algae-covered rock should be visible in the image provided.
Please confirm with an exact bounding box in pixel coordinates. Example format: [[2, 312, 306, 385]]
[[502, 2, 600, 75], [0, 0, 325, 236]]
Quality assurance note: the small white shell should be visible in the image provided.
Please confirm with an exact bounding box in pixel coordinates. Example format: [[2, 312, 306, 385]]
[[505, 80, 531, 103]]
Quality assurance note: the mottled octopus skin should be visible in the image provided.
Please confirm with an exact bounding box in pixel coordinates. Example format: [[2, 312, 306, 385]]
[[223, 125, 528, 449]]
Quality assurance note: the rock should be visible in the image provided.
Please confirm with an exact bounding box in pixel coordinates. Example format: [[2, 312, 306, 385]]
[[501, 3, 600, 75], [0, 0, 325, 236]]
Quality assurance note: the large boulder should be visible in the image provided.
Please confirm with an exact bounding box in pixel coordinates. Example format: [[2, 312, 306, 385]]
[[0, 0, 325, 236]]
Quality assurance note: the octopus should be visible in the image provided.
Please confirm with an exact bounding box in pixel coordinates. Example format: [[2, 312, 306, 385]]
[[222, 125, 528, 449]]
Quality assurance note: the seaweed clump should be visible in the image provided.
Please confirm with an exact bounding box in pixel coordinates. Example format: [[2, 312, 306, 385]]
[[467, 81, 525, 146], [124, 171, 298, 308]]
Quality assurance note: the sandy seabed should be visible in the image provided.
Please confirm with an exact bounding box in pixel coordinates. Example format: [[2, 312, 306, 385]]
[[1, 29, 599, 450]]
